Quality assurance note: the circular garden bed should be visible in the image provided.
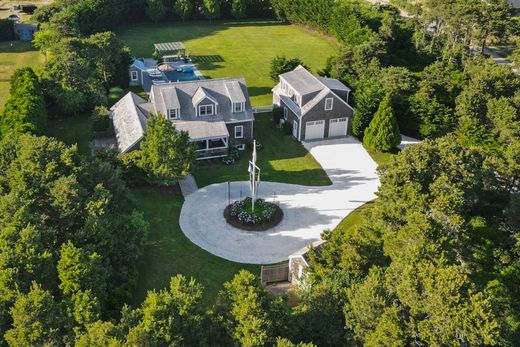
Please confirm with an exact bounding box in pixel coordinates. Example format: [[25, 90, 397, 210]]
[[224, 197, 283, 231]]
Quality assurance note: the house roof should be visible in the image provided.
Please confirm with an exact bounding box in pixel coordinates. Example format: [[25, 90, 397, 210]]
[[317, 76, 351, 92], [225, 81, 246, 103], [150, 77, 254, 123], [154, 42, 186, 54], [288, 240, 326, 267], [174, 120, 229, 140], [110, 92, 150, 153], [280, 65, 323, 96], [14, 23, 38, 30]]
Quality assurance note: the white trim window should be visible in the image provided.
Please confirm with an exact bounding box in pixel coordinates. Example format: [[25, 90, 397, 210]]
[[235, 125, 244, 139], [168, 108, 178, 119], [283, 107, 288, 120], [233, 102, 243, 113], [325, 97, 333, 111], [198, 104, 214, 116], [130, 70, 138, 81], [235, 144, 245, 150]]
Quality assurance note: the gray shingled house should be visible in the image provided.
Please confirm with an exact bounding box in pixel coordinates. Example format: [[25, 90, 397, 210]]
[[110, 77, 254, 159], [288, 240, 326, 285], [272, 65, 354, 141]]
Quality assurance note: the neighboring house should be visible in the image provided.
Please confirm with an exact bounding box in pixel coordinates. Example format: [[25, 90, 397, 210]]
[[13, 23, 38, 41], [272, 65, 355, 141], [288, 240, 326, 285], [110, 77, 254, 159]]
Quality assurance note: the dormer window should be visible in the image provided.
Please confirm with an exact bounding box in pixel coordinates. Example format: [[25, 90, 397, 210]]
[[325, 97, 333, 111], [168, 108, 178, 119], [233, 102, 243, 113], [131, 71, 138, 81], [199, 104, 214, 116]]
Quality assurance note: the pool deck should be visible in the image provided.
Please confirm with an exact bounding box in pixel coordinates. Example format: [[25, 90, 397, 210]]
[[140, 60, 203, 92]]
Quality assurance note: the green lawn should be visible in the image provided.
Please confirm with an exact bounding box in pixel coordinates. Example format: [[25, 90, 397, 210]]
[[117, 19, 339, 106], [130, 189, 259, 307], [334, 200, 374, 232], [0, 41, 43, 108], [193, 113, 332, 187], [365, 146, 399, 167], [46, 114, 93, 156]]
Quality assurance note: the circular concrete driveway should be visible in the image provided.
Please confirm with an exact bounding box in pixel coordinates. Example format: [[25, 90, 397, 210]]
[[179, 137, 380, 264]]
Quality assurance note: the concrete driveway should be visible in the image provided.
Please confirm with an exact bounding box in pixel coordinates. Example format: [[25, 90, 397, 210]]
[[179, 137, 380, 264]]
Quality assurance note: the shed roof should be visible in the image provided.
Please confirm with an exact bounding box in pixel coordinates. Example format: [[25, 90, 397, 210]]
[[280, 65, 323, 96], [110, 92, 149, 153], [154, 42, 186, 54]]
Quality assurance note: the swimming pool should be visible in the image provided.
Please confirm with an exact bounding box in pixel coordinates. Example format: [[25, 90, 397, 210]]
[[163, 69, 199, 82]]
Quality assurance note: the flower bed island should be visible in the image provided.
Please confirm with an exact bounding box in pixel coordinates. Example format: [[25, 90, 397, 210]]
[[224, 197, 283, 231]]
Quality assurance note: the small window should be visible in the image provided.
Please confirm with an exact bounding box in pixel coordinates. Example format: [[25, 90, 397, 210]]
[[168, 109, 178, 119], [235, 144, 245, 150], [283, 107, 288, 120], [233, 102, 243, 113], [235, 125, 244, 139], [199, 104, 214, 116], [325, 97, 333, 111], [130, 70, 138, 81]]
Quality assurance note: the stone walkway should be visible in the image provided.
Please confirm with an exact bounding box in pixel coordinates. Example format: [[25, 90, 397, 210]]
[[179, 137, 380, 264], [179, 174, 198, 196]]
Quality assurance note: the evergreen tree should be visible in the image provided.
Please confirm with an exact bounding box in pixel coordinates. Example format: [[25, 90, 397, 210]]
[[1, 67, 47, 138], [363, 95, 401, 152], [270, 56, 308, 82], [231, 0, 247, 19], [146, 0, 167, 22], [173, 0, 192, 21]]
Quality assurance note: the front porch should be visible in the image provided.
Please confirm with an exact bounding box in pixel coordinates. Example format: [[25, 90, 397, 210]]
[[175, 120, 230, 160], [194, 136, 229, 160]]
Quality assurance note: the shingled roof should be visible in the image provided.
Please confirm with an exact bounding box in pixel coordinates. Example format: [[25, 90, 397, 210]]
[[110, 92, 150, 153]]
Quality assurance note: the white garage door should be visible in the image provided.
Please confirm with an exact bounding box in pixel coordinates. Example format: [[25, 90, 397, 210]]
[[305, 120, 325, 140], [329, 117, 348, 137]]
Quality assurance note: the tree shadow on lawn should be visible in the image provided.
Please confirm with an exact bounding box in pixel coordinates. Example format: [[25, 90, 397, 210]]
[[248, 86, 274, 100]]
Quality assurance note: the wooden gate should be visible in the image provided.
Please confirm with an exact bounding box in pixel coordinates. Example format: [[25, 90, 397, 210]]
[[261, 262, 289, 284]]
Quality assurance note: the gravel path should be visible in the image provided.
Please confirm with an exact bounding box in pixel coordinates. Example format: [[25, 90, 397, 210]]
[[179, 137, 380, 264]]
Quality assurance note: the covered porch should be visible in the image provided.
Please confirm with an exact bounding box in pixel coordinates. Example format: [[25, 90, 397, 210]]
[[175, 121, 230, 160]]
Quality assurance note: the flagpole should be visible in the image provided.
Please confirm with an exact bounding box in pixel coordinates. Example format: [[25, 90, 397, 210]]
[[252, 140, 256, 212]]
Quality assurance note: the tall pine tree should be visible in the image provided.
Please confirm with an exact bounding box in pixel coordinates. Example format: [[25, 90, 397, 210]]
[[363, 94, 400, 152]]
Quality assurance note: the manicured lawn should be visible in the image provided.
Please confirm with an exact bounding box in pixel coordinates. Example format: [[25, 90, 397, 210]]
[[0, 41, 43, 108], [130, 189, 259, 307], [117, 19, 339, 106], [193, 113, 332, 187], [333, 200, 374, 232], [46, 115, 93, 156], [365, 146, 399, 167]]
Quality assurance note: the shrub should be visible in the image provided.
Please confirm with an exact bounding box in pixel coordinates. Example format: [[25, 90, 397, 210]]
[[364, 94, 401, 152], [282, 121, 293, 135], [270, 56, 309, 82], [91, 105, 110, 132], [272, 106, 284, 125]]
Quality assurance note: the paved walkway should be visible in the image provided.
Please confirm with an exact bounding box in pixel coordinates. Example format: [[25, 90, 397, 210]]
[[399, 134, 421, 151], [179, 174, 198, 196], [179, 137, 380, 264]]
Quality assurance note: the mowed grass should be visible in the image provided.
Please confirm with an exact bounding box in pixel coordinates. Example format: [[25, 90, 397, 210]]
[[0, 41, 43, 108], [130, 189, 259, 307], [117, 19, 339, 105], [334, 200, 374, 232], [46, 115, 93, 156], [193, 113, 332, 187]]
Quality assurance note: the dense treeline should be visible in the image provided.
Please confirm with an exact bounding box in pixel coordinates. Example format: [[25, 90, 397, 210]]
[[0, 134, 149, 345]]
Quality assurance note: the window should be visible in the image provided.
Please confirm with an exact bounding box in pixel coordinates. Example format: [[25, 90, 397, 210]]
[[208, 138, 226, 149], [235, 144, 245, 150], [325, 97, 333, 111], [235, 125, 244, 139], [198, 104, 214, 116], [283, 107, 288, 120], [168, 108, 178, 119], [130, 71, 138, 81], [233, 102, 243, 113]]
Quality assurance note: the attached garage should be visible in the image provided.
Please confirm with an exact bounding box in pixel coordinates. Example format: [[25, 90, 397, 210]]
[[328, 117, 348, 137], [305, 120, 325, 140]]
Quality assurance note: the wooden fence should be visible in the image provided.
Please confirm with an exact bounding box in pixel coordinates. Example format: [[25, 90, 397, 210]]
[[260, 262, 289, 284]]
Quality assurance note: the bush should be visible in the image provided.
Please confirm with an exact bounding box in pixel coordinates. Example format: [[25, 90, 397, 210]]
[[91, 105, 110, 132], [363, 94, 401, 152], [270, 56, 309, 82], [272, 106, 284, 125], [282, 121, 293, 135]]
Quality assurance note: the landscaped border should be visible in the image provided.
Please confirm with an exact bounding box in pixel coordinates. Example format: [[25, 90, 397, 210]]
[[224, 203, 284, 232]]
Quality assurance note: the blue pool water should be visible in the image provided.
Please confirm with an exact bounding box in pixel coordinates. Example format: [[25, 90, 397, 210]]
[[164, 70, 199, 82]]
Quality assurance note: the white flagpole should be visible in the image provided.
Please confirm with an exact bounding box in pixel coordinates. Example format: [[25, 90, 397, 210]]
[[252, 140, 256, 212]]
